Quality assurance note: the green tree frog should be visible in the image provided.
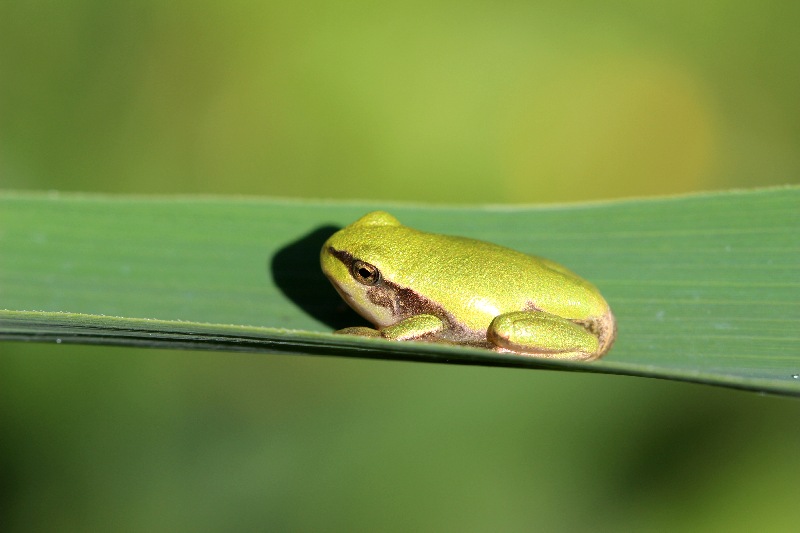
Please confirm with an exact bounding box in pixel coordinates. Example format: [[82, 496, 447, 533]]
[[320, 211, 616, 361]]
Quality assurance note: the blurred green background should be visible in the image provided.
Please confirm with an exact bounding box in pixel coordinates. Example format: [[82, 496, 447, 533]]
[[1, 1, 799, 531]]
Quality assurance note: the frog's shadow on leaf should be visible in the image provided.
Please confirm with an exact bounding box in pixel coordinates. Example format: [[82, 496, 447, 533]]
[[270, 225, 370, 331]]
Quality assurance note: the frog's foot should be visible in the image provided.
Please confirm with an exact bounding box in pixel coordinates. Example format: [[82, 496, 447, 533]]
[[380, 314, 444, 341], [335, 326, 382, 337], [487, 310, 602, 361]]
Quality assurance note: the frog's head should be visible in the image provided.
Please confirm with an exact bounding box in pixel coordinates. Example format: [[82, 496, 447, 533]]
[[320, 211, 405, 328]]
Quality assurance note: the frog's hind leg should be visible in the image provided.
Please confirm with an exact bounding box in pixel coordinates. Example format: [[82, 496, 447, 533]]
[[487, 310, 601, 361]]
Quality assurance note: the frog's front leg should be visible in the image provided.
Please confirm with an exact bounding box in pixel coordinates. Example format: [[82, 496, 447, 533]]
[[488, 310, 600, 361], [336, 314, 444, 341]]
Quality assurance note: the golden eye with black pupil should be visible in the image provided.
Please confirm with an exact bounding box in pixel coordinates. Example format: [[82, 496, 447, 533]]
[[351, 260, 381, 285]]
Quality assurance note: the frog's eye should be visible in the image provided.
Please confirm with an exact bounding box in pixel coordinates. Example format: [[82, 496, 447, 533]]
[[351, 260, 381, 285]]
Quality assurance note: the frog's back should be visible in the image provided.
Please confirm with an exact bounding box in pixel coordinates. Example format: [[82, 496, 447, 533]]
[[379, 227, 606, 333]]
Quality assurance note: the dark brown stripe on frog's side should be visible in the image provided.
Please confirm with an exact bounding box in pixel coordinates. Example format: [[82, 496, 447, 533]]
[[328, 246, 473, 340], [379, 280, 478, 342], [366, 282, 395, 310]]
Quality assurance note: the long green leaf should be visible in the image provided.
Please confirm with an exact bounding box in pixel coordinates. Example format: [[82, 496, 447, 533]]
[[1, 188, 798, 395]]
